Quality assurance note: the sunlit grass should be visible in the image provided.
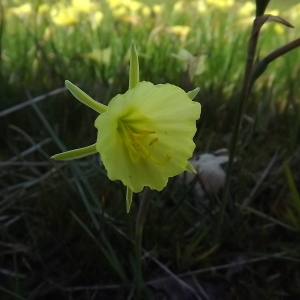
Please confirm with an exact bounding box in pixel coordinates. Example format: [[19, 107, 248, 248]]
[[1, 0, 300, 299]]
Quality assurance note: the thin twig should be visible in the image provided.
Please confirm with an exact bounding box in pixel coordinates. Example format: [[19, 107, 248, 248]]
[[61, 252, 287, 292], [242, 151, 278, 206], [178, 252, 286, 277], [147, 255, 204, 300], [0, 86, 67, 118]]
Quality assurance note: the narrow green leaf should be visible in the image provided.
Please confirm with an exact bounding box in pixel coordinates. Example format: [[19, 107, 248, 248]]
[[264, 15, 294, 28], [187, 87, 200, 100], [284, 163, 300, 214], [129, 41, 139, 89], [0, 286, 26, 300], [65, 80, 107, 114], [183, 227, 210, 264], [70, 210, 129, 283], [30, 103, 101, 229], [238, 204, 297, 232], [285, 208, 300, 230], [126, 186, 133, 213], [51, 144, 97, 160]]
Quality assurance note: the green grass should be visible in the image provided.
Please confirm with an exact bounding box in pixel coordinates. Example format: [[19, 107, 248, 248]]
[[1, 0, 300, 299]]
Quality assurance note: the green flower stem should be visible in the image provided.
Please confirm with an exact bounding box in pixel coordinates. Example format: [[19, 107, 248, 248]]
[[135, 188, 154, 299], [255, 0, 270, 17], [51, 143, 97, 160], [126, 187, 133, 213], [218, 17, 262, 239], [129, 41, 139, 90], [250, 37, 300, 89], [221, 13, 296, 221], [65, 81, 107, 114]]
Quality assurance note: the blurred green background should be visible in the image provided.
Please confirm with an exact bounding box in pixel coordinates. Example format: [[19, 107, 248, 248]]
[[1, 0, 300, 299]]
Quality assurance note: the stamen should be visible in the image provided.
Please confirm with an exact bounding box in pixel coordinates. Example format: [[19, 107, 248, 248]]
[[118, 120, 170, 165], [149, 138, 158, 146], [150, 154, 171, 165]]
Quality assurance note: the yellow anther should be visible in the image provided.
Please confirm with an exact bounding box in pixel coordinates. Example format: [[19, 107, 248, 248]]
[[118, 121, 170, 165], [149, 138, 158, 146]]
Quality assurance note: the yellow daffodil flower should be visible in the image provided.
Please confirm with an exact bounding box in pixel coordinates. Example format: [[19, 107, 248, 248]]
[[290, 4, 300, 21], [51, 6, 78, 26], [168, 26, 191, 41], [8, 3, 32, 16], [72, 0, 95, 13], [51, 42, 201, 212], [38, 4, 51, 14], [238, 1, 255, 17], [206, 0, 234, 9], [152, 4, 163, 14], [197, 1, 207, 13]]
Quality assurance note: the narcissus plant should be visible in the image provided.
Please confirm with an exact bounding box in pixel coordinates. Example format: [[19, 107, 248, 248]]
[[51, 42, 201, 212]]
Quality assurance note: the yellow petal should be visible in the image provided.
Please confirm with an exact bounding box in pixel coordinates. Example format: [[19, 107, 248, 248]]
[[94, 81, 201, 193]]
